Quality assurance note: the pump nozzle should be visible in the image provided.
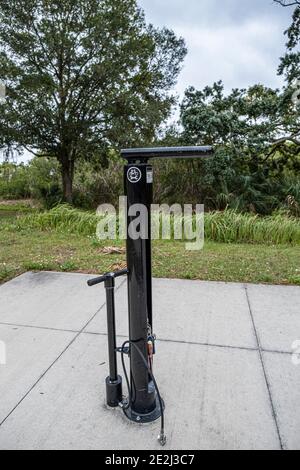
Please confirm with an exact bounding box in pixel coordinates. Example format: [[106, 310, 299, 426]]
[[158, 432, 167, 447]]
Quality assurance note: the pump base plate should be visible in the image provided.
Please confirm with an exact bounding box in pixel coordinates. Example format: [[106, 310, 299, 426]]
[[123, 397, 164, 424]]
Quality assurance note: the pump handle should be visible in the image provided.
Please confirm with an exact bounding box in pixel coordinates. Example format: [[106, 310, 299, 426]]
[[87, 269, 128, 287]]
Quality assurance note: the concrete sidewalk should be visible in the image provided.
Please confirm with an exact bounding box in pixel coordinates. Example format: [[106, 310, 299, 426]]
[[0, 271, 299, 450]]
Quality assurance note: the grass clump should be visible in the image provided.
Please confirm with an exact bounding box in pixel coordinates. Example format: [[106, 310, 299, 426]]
[[16, 204, 99, 236], [9, 204, 300, 245], [204, 210, 300, 245]]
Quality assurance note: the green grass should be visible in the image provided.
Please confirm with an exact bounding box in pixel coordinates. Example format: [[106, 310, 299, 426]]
[[154, 240, 300, 284], [0, 203, 33, 212], [14, 204, 99, 235], [0, 226, 299, 286], [0, 200, 38, 221], [13, 204, 300, 245], [204, 210, 300, 245], [0, 203, 299, 286]]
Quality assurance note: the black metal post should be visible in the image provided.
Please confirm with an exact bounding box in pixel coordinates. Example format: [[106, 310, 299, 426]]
[[87, 146, 214, 445], [121, 146, 213, 423], [123, 162, 161, 421]]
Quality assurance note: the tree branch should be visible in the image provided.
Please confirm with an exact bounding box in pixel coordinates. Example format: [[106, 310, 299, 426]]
[[274, 135, 300, 145], [263, 133, 300, 161], [23, 145, 53, 158], [274, 1, 300, 6]]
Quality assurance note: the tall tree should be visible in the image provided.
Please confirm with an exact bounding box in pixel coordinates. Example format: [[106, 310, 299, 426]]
[[0, 0, 186, 202], [181, 82, 286, 156], [275, 0, 300, 153], [277, 1, 300, 84], [179, 81, 300, 213]]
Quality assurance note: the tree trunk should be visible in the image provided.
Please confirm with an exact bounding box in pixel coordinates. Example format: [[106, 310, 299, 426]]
[[61, 159, 74, 204]]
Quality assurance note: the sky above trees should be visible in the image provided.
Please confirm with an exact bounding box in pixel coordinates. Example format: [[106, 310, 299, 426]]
[[139, 0, 292, 97]]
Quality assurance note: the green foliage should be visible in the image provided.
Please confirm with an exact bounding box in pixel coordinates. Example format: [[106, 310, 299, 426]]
[[276, 4, 300, 155], [283, 177, 300, 216], [0, 0, 298, 217], [0, 264, 14, 282], [178, 2, 300, 212], [0, 0, 186, 201], [181, 81, 299, 158], [151, 148, 300, 215], [177, 80, 300, 214], [17, 204, 99, 236], [204, 210, 300, 245], [73, 151, 124, 208], [12, 204, 300, 245], [27, 157, 62, 208], [278, 4, 300, 84], [0, 163, 31, 199], [0, 154, 124, 209], [0, 202, 34, 212], [0, 157, 62, 207]]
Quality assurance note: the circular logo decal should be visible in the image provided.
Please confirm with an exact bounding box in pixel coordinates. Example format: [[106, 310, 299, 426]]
[[127, 167, 142, 183]]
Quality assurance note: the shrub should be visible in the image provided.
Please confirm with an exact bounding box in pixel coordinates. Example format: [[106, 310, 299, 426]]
[[0, 163, 31, 199]]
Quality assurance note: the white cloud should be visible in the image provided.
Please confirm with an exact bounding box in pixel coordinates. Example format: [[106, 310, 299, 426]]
[[139, 0, 292, 98], [174, 17, 285, 96]]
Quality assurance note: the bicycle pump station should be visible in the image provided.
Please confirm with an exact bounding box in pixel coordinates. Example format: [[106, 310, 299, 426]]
[[87, 146, 213, 445]]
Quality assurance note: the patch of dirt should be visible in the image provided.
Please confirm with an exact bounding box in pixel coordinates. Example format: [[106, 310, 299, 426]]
[[109, 262, 127, 271], [53, 247, 76, 256], [0, 199, 40, 208], [99, 246, 126, 255], [51, 247, 77, 263]]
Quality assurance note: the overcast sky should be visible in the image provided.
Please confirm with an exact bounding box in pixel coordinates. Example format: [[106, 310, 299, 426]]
[[139, 0, 292, 98]]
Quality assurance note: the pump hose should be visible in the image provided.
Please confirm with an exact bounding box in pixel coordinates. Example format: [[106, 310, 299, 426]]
[[119, 340, 166, 446]]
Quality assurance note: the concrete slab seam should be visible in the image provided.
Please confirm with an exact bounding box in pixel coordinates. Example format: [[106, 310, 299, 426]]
[[244, 284, 284, 450], [0, 321, 295, 356]]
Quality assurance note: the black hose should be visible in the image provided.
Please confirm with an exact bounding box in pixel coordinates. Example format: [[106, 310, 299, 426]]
[[120, 342, 131, 410], [119, 340, 166, 446]]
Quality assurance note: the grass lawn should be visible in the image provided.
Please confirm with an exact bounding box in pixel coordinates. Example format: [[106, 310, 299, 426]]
[[0, 220, 299, 286]]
